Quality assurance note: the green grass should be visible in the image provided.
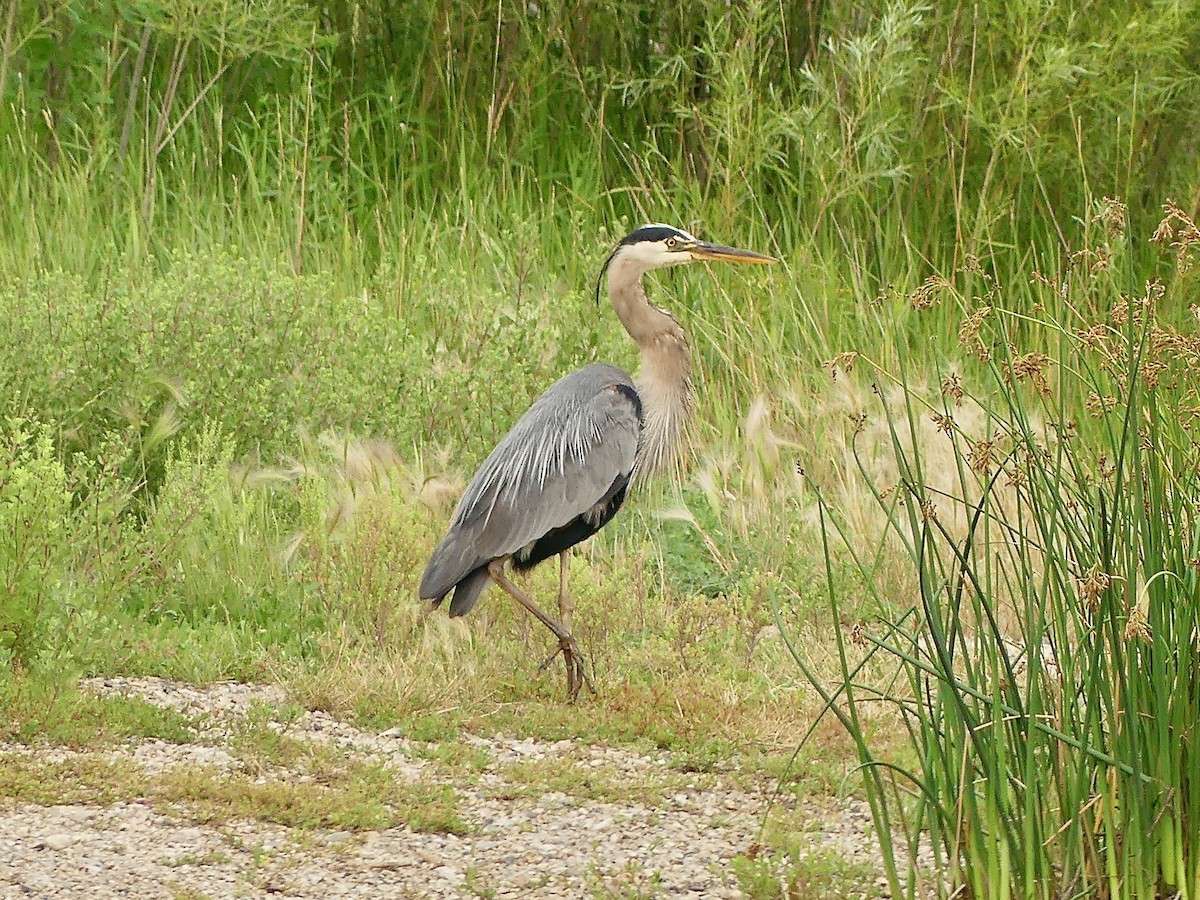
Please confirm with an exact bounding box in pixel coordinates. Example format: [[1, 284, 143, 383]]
[[733, 844, 884, 900], [0, 677, 197, 747], [489, 754, 695, 806], [0, 751, 467, 834], [585, 862, 664, 899], [0, 754, 145, 806], [159, 851, 232, 868], [166, 763, 467, 833]]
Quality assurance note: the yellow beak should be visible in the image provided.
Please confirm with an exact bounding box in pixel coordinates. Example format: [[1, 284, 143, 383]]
[[689, 241, 777, 265]]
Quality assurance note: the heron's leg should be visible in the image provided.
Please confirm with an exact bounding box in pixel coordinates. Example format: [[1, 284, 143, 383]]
[[487, 560, 594, 700], [557, 550, 574, 635], [546, 550, 593, 692]]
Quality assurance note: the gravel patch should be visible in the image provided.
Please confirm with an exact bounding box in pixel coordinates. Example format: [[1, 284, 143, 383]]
[[0, 677, 885, 898]]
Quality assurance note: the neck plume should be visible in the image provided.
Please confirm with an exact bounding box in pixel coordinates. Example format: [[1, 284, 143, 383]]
[[605, 253, 694, 479]]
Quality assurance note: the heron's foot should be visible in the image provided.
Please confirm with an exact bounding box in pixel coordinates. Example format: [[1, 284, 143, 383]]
[[538, 634, 595, 701]]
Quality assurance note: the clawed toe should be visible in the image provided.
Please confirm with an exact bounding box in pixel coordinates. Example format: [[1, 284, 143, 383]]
[[538, 636, 595, 701]]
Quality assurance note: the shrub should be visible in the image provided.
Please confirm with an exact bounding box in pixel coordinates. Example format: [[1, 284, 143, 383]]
[[0, 420, 74, 670]]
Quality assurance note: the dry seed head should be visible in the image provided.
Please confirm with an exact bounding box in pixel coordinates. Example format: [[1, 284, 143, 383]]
[[968, 440, 996, 476], [1097, 196, 1128, 238], [1098, 453, 1116, 480], [1075, 324, 1109, 352], [1031, 269, 1069, 300], [940, 373, 965, 406], [959, 306, 992, 360], [1142, 359, 1167, 390], [849, 622, 868, 647], [1150, 325, 1200, 363], [1071, 246, 1111, 275], [1161, 202, 1199, 246], [1111, 297, 1131, 325], [959, 254, 989, 279], [909, 275, 951, 311], [1006, 351, 1052, 396], [1077, 566, 1111, 613], [745, 396, 771, 437], [1086, 393, 1117, 417], [1047, 420, 1078, 448], [1151, 211, 1174, 246], [959, 306, 991, 341], [847, 412, 868, 436], [1018, 444, 1049, 467], [931, 413, 955, 436], [1152, 202, 1199, 275], [1124, 602, 1151, 643], [823, 351, 860, 381], [743, 395, 780, 482], [920, 498, 937, 522]]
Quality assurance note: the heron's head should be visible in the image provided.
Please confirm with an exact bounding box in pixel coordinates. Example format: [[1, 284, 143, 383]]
[[596, 223, 775, 303], [613, 223, 776, 270]]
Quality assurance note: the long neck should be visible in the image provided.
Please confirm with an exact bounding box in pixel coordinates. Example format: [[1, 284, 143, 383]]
[[607, 255, 694, 478]]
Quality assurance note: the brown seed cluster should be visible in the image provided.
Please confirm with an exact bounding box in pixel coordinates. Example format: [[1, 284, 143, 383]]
[[1086, 393, 1117, 417], [941, 373, 965, 406], [1006, 351, 1051, 396], [1075, 323, 1108, 351], [1124, 603, 1151, 643], [909, 275, 951, 311], [1071, 246, 1112, 275], [919, 498, 938, 522], [968, 439, 996, 476], [823, 350, 860, 380], [1077, 567, 1112, 613], [849, 622, 868, 647], [1151, 200, 1200, 276], [959, 306, 992, 360], [1098, 196, 1128, 238]]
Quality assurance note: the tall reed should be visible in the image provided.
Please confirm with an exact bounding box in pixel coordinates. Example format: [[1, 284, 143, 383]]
[[799, 202, 1200, 897]]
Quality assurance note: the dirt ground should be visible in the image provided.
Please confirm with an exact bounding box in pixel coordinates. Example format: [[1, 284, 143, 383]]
[[0, 677, 885, 899]]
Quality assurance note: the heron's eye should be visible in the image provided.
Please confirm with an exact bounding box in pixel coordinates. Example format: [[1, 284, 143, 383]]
[[665, 237, 677, 248]]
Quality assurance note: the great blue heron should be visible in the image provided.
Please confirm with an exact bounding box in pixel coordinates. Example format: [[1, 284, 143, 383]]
[[419, 224, 775, 699]]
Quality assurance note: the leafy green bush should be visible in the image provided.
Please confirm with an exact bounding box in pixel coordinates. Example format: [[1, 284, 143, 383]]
[[0, 421, 73, 670], [0, 242, 632, 481]]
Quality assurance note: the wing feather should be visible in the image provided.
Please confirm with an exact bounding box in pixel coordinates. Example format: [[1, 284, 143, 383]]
[[419, 364, 640, 601]]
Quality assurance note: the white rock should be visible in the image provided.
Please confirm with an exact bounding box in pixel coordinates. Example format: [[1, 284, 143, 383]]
[[37, 832, 81, 851]]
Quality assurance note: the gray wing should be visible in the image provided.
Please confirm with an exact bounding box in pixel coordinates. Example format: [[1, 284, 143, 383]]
[[419, 364, 640, 607]]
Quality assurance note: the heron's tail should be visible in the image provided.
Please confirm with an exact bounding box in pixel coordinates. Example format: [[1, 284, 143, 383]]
[[442, 565, 489, 617], [421, 537, 490, 616]]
